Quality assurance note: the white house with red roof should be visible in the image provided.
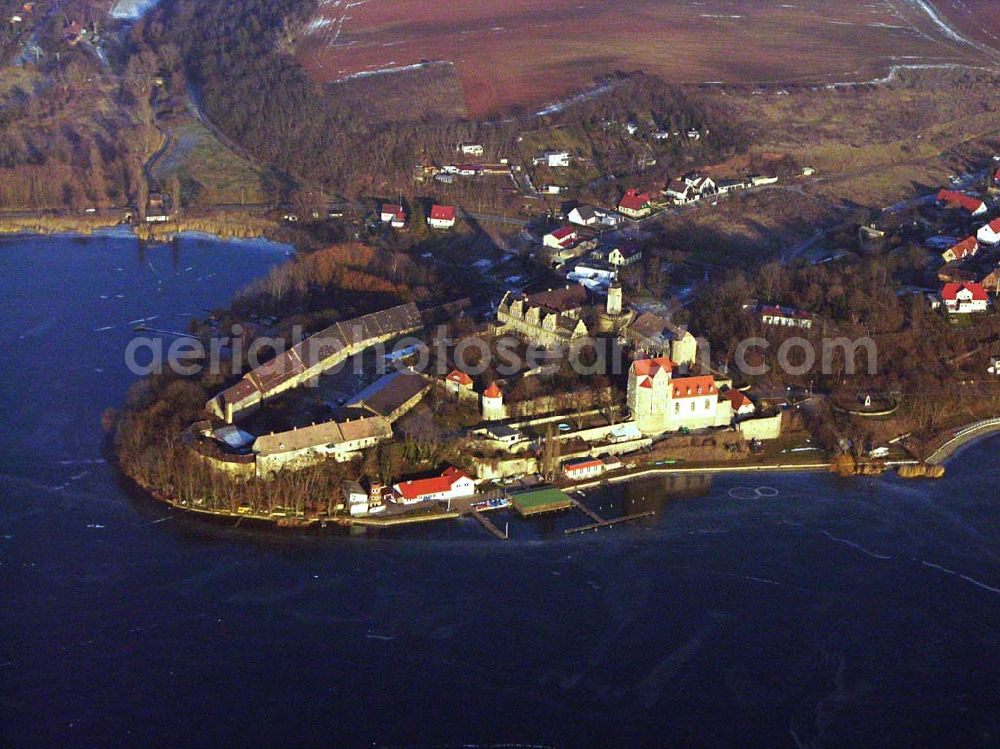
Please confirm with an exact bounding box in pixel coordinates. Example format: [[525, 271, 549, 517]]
[[380, 204, 406, 229], [428, 204, 457, 229], [937, 189, 987, 217], [543, 226, 579, 250], [562, 456, 605, 481], [445, 369, 474, 393], [977, 219, 1000, 246], [618, 189, 653, 219], [942, 236, 979, 263], [941, 282, 989, 314], [627, 356, 731, 435], [392, 466, 476, 505]]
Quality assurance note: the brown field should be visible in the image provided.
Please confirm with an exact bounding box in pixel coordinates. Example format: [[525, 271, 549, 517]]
[[296, 0, 989, 117]]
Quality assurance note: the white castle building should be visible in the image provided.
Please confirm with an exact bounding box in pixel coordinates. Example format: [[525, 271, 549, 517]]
[[627, 356, 732, 435]]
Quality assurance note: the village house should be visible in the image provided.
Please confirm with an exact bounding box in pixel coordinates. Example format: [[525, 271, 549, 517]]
[[618, 188, 653, 219], [568, 205, 599, 227], [445, 369, 474, 394], [760, 305, 814, 329], [608, 246, 643, 267], [458, 143, 484, 156], [562, 456, 605, 481], [942, 236, 979, 263], [534, 150, 572, 168], [568, 205, 621, 228], [937, 189, 988, 217], [626, 356, 732, 436], [665, 172, 717, 205], [428, 204, 457, 230], [941, 282, 989, 314], [977, 218, 1000, 246], [392, 466, 476, 505], [380, 204, 406, 229], [543, 226, 578, 250], [145, 193, 172, 223]]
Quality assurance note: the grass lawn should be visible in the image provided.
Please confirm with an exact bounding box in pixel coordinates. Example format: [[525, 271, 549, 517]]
[[152, 116, 267, 207]]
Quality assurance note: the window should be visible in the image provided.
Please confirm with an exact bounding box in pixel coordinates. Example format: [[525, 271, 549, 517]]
[[675, 402, 680, 415], [690, 402, 696, 413]]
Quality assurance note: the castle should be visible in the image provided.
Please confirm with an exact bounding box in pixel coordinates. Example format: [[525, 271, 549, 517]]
[[627, 356, 732, 435]]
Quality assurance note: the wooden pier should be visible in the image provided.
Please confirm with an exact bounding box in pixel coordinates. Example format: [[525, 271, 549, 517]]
[[471, 509, 508, 540], [565, 496, 654, 535], [569, 496, 604, 524], [564, 511, 656, 535]]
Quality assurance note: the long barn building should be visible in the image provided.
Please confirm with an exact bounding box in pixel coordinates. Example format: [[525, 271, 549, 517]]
[[208, 303, 423, 423]]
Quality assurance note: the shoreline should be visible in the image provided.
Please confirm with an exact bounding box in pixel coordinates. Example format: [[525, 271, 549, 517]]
[[0, 211, 283, 245], [126, 456, 903, 532]]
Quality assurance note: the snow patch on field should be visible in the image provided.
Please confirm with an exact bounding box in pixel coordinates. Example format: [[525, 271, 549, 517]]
[[110, 0, 160, 19]]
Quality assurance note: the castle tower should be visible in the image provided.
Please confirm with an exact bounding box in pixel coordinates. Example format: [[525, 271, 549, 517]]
[[481, 382, 505, 421], [607, 282, 623, 317]]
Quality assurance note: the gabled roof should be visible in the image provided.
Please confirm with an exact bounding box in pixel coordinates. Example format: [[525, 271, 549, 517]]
[[395, 466, 472, 500], [430, 205, 456, 221], [549, 226, 577, 240], [983, 218, 1000, 234], [382, 203, 403, 216], [937, 189, 985, 214], [632, 356, 674, 378], [619, 188, 652, 211], [446, 369, 473, 386], [941, 282, 988, 301], [671, 375, 717, 399], [947, 236, 979, 259], [725, 389, 752, 410], [483, 382, 502, 399]]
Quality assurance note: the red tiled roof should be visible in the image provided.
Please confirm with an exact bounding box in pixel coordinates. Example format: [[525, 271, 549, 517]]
[[937, 189, 985, 214], [984, 218, 1000, 233], [725, 389, 751, 410], [941, 282, 988, 301], [430, 205, 456, 221], [483, 382, 502, 398], [549, 226, 576, 240], [564, 457, 604, 473], [632, 356, 674, 378], [671, 375, 717, 399], [395, 467, 471, 500], [619, 188, 652, 211], [446, 369, 473, 386], [994, 167, 1000, 183], [382, 203, 402, 215], [948, 236, 979, 259]]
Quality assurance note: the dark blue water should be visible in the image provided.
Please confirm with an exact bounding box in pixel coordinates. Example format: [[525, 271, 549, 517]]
[[2, 234, 999, 749]]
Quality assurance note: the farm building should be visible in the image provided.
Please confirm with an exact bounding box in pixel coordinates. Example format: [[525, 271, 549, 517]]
[[941, 282, 989, 314], [428, 204, 457, 229]]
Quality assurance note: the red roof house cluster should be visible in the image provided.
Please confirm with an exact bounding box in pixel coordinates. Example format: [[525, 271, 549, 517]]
[[937, 189, 986, 215]]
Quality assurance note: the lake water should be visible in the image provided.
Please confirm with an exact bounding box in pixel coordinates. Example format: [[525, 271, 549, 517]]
[[1, 234, 999, 748]]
